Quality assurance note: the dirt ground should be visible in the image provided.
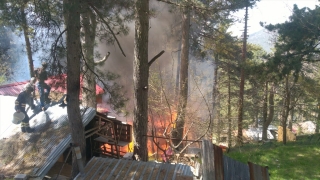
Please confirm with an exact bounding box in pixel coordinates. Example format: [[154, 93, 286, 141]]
[[46, 162, 72, 178]]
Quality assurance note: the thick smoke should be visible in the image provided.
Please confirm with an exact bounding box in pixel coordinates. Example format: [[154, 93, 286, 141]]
[[97, 3, 181, 120]]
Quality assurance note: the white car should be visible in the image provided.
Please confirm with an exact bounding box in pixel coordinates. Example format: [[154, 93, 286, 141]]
[[246, 125, 277, 141]]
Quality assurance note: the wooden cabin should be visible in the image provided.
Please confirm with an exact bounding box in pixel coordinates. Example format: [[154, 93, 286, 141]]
[[85, 112, 132, 159]]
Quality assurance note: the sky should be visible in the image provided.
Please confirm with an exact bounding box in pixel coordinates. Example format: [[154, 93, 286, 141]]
[[230, 0, 319, 36]]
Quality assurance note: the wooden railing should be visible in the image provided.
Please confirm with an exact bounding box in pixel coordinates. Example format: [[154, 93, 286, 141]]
[[85, 112, 132, 158]]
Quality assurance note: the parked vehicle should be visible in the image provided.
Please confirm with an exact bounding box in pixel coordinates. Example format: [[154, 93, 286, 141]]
[[245, 125, 278, 141]]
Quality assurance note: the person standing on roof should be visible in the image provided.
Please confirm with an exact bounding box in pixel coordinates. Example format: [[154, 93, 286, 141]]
[[15, 86, 35, 133], [35, 62, 51, 111]]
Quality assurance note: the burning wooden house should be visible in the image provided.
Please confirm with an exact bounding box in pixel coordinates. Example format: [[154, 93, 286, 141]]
[[85, 112, 132, 159]]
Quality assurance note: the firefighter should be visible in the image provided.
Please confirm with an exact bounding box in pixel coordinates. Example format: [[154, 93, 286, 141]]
[[21, 77, 36, 92], [15, 86, 35, 133], [21, 77, 37, 113]]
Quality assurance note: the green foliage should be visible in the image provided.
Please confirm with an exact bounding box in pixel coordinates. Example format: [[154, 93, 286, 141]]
[[164, 0, 260, 60], [148, 70, 177, 132], [93, 0, 134, 44], [81, 0, 133, 114], [0, 26, 12, 83], [0, 0, 134, 114], [265, 5, 320, 78], [0, 0, 65, 77], [95, 68, 128, 115]]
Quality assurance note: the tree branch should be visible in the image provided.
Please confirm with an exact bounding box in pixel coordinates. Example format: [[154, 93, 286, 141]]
[[88, 3, 126, 57], [51, 28, 67, 60], [94, 52, 110, 65], [148, 50, 165, 67], [157, 0, 235, 13]]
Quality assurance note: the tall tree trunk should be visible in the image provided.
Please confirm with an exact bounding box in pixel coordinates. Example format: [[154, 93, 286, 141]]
[[65, 0, 84, 177], [262, 82, 275, 140], [20, 5, 34, 78], [175, 41, 181, 99], [172, 6, 190, 149], [81, 7, 97, 108], [262, 81, 268, 140], [253, 114, 258, 128], [316, 99, 320, 133], [216, 80, 221, 145], [216, 81, 221, 144], [211, 54, 219, 143], [237, 2, 249, 146], [227, 65, 232, 147], [288, 96, 294, 130], [133, 0, 149, 161], [282, 75, 290, 145]]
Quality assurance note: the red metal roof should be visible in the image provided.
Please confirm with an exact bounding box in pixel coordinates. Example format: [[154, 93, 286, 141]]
[[0, 74, 104, 96], [46, 74, 105, 95], [0, 81, 29, 96]]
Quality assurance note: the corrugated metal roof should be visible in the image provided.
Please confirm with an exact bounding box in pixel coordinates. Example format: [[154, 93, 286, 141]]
[[0, 81, 28, 96], [0, 99, 96, 178], [74, 157, 194, 180]]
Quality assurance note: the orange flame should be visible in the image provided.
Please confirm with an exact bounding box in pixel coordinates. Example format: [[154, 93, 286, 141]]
[[147, 111, 177, 159], [96, 111, 179, 160]]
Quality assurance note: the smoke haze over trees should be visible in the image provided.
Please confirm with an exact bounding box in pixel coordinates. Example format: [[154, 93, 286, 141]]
[[1, 0, 320, 176]]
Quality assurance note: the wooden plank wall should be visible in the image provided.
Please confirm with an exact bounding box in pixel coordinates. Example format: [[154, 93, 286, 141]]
[[248, 162, 270, 180], [213, 144, 224, 179], [201, 140, 215, 179], [201, 140, 269, 180], [223, 156, 250, 180]]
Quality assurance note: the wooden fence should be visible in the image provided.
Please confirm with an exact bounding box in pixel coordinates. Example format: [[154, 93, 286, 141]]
[[201, 140, 270, 180]]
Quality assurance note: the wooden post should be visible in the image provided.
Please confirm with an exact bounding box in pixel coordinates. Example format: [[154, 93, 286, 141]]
[[248, 162, 270, 180], [202, 140, 215, 180], [213, 144, 224, 179]]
